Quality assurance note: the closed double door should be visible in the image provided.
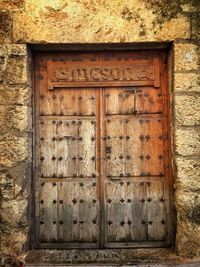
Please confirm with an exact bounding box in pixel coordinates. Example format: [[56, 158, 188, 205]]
[[34, 51, 173, 248]]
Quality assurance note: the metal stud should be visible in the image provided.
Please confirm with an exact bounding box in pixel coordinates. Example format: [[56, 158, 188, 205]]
[[92, 173, 96, 178], [91, 156, 95, 161], [139, 135, 144, 141], [139, 155, 144, 160], [78, 137, 83, 141], [108, 220, 112, 225], [72, 199, 77, 204], [91, 112, 95, 116], [119, 155, 123, 159], [127, 220, 132, 225], [72, 120, 76, 124], [119, 136, 123, 140], [120, 220, 125, 226], [41, 182, 45, 186], [58, 156, 63, 161], [79, 199, 84, 203], [78, 96, 83, 100], [40, 156, 45, 161], [52, 137, 56, 141], [77, 121, 82, 125], [148, 221, 153, 225], [126, 155, 131, 160], [91, 136, 95, 141], [79, 156, 83, 161], [107, 119, 111, 123], [120, 180, 124, 185], [72, 156, 77, 161], [59, 200, 63, 204], [79, 183, 84, 187], [146, 154, 151, 160], [157, 92, 162, 97], [92, 199, 97, 203], [40, 121, 44, 125], [107, 198, 112, 203], [141, 220, 146, 225], [91, 120, 95, 125], [126, 135, 130, 140], [73, 220, 77, 224], [159, 135, 163, 140], [52, 200, 57, 204], [92, 219, 96, 224], [161, 219, 165, 224], [52, 156, 56, 161], [159, 154, 163, 159], [40, 137, 44, 141], [160, 196, 165, 203], [120, 198, 124, 203], [140, 198, 145, 203], [80, 221, 85, 224], [93, 182, 96, 186], [52, 120, 56, 124], [72, 137, 76, 141], [40, 221, 44, 225], [40, 199, 44, 204], [127, 198, 131, 203], [147, 197, 152, 202], [127, 181, 131, 186], [59, 221, 63, 225], [107, 136, 111, 140], [53, 221, 56, 225], [146, 135, 150, 141]]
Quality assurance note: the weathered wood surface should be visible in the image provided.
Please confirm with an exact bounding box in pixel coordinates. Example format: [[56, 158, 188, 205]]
[[35, 51, 173, 248]]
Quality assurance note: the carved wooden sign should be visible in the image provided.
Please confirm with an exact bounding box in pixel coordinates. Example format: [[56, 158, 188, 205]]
[[47, 59, 160, 89]]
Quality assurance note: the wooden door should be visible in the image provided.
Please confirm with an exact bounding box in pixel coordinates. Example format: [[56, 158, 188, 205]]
[[34, 51, 173, 248]]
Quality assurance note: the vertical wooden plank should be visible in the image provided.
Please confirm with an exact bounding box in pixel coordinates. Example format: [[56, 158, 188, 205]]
[[147, 180, 167, 241], [39, 181, 57, 242]]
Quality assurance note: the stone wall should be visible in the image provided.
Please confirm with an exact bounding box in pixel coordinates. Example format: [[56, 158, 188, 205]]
[[0, 0, 199, 266]]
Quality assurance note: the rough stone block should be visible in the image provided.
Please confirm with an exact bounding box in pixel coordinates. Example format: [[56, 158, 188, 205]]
[[174, 95, 200, 126], [7, 44, 27, 56], [0, 11, 12, 43], [191, 13, 200, 40], [0, 85, 31, 106], [156, 17, 190, 40], [175, 157, 200, 191], [0, 136, 28, 167], [1, 199, 28, 227], [174, 43, 199, 71], [5, 56, 28, 85], [0, 0, 25, 10], [175, 128, 200, 156], [176, 220, 200, 257], [0, 105, 29, 134], [174, 73, 200, 93]]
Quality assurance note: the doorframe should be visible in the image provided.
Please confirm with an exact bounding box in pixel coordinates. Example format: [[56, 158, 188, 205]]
[[30, 42, 176, 250]]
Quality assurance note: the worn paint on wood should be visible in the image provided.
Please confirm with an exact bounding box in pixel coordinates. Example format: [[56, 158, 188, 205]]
[[34, 51, 173, 248]]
